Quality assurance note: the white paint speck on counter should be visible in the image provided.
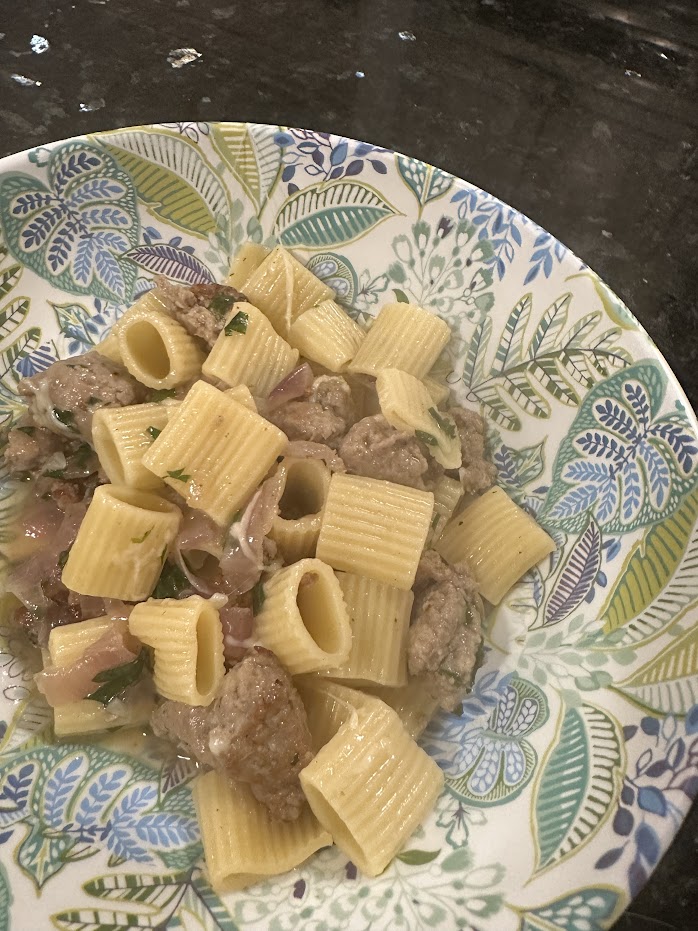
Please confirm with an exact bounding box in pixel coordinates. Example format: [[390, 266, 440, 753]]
[[167, 47, 202, 68], [30, 35, 50, 54]]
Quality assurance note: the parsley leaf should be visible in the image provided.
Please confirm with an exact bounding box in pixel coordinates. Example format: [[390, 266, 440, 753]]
[[43, 468, 66, 479], [146, 426, 161, 441], [167, 468, 191, 483], [87, 395, 102, 407], [153, 561, 189, 599], [431, 512, 440, 531], [150, 388, 176, 402], [209, 292, 237, 318], [58, 549, 70, 570], [131, 528, 153, 544], [53, 408, 76, 429], [87, 649, 147, 705], [416, 429, 438, 447], [252, 580, 265, 615], [73, 442, 93, 469], [17, 425, 35, 436], [428, 407, 456, 439], [224, 311, 249, 336]]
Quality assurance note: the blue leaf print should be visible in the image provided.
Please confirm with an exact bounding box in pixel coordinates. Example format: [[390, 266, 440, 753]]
[[595, 474, 619, 524], [650, 420, 698, 474], [106, 822, 151, 863], [545, 519, 601, 625], [94, 248, 126, 299], [576, 430, 624, 460], [51, 150, 102, 196], [91, 229, 131, 253], [134, 812, 199, 848], [15, 342, 56, 377], [637, 786, 666, 816], [563, 460, 613, 484], [75, 769, 129, 828], [636, 439, 670, 508], [622, 457, 643, 523], [68, 177, 127, 207], [12, 190, 55, 215], [550, 482, 601, 519], [594, 399, 639, 441], [47, 218, 79, 272], [126, 243, 214, 285], [623, 381, 651, 428], [80, 206, 131, 229], [42, 755, 86, 828], [330, 142, 348, 166], [0, 762, 35, 825], [20, 204, 64, 249], [636, 824, 660, 865], [73, 237, 97, 284], [112, 784, 158, 822]]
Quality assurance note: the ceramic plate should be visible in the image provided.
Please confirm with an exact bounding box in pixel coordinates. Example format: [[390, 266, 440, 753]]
[[0, 123, 696, 931]]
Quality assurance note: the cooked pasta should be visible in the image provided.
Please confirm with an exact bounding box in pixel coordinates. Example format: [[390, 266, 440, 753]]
[[295, 678, 388, 751], [226, 241, 270, 290], [95, 290, 170, 365], [193, 771, 331, 892], [320, 572, 412, 687], [141, 380, 286, 525], [202, 302, 299, 397], [376, 368, 461, 468], [366, 681, 440, 739], [422, 374, 450, 406], [300, 704, 444, 876], [61, 485, 181, 600], [224, 384, 257, 411], [316, 473, 434, 590], [288, 299, 365, 372], [254, 559, 351, 674], [436, 485, 556, 603], [92, 401, 179, 489], [116, 304, 204, 389], [48, 617, 154, 737], [242, 245, 334, 336], [269, 457, 330, 562], [427, 475, 464, 546], [349, 302, 450, 379], [128, 595, 225, 705]]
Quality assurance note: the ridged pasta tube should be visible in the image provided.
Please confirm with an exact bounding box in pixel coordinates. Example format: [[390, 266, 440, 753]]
[[427, 475, 464, 546], [288, 299, 365, 372], [128, 595, 224, 705], [92, 401, 179, 490], [253, 559, 351, 674], [366, 682, 440, 739], [116, 303, 204, 389], [226, 241, 270, 290], [436, 485, 556, 603], [62, 486, 181, 600], [295, 678, 391, 751], [349, 302, 450, 379], [269, 457, 330, 562]]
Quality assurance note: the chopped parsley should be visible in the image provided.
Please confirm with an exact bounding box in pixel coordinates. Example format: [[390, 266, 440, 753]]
[[224, 311, 249, 336], [146, 426, 162, 441], [150, 388, 176, 402], [73, 442, 93, 468], [58, 549, 70, 570], [431, 512, 440, 531], [252, 580, 265, 615], [438, 667, 465, 685], [87, 649, 147, 705], [43, 468, 66, 479], [166, 468, 191, 483], [131, 528, 153, 544], [53, 408, 76, 429], [290, 753, 299, 767], [152, 561, 189, 599], [87, 396, 102, 407], [17, 425, 35, 436], [428, 407, 456, 439], [415, 429, 438, 447], [209, 292, 237, 318]]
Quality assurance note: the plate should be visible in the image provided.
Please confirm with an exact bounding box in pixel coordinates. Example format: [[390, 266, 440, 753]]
[[0, 122, 696, 931]]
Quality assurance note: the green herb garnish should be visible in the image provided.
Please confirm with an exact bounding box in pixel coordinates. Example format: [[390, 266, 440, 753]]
[[87, 396, 102, 406], [150, 388, 176, 402], [53, 408, 76, 429], [131, 528, 153, 544], [252, 580, 265, 615], [416, 430, 438, 447], [431, 512, 440, 531], [290, 753, 299, 767], [43, 468, 66, 479], [146, 426, 161, 440], [166, 468, 191, 483], [87, 649, 147, 705], [438, 667, 465, 685], [152, 561, 189, 599], [58, 549, 70, 570], [224, 311, 249, 336], [17, 425, 35, 436], [209, 292, 237, 318], [73, 442, 93, 468], [428, 407, 456, 439]]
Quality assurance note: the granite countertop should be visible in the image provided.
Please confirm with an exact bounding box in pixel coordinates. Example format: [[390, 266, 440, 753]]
[[0, 0, 696, 927]]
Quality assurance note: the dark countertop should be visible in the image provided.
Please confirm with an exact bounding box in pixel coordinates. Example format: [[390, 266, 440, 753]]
[[0, 1, 696, 928]]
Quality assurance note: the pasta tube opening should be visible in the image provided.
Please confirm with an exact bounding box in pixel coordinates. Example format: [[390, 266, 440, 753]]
[[279, 460, 327, 520], [297, 572, 344, 655], [125, 320, 171, 379], [196, 602, 223, 696]]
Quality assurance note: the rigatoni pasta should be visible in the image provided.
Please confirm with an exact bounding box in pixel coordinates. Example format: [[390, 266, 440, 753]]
[[316, 473, 434, 590], [128, 595, 225, 705], [92, 401, 178, 489], [61, 485, 181, 600], [320, 572, 412, 687], [349, 302, 450, 379], [254, 559, 351, 674], [202, 302, 299, 397], [142, 380, 286, 525], [366, 681, 440, 740], [427, 475, 464, 546], [288, 299, 365, 372], [226, 241, 270, 290], [193, 771, 331, 892], [269, 457, 330, 562], [300, 704, 444, 876], [116, 304, 204, 389], [436, 485, 556, 603]]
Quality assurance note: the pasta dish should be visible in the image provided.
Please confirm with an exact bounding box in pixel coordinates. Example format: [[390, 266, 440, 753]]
[[1, 243, 554, 889]]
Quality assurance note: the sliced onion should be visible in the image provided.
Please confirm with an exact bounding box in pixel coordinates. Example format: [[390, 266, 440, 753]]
[[265, 363, 314, 413]]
